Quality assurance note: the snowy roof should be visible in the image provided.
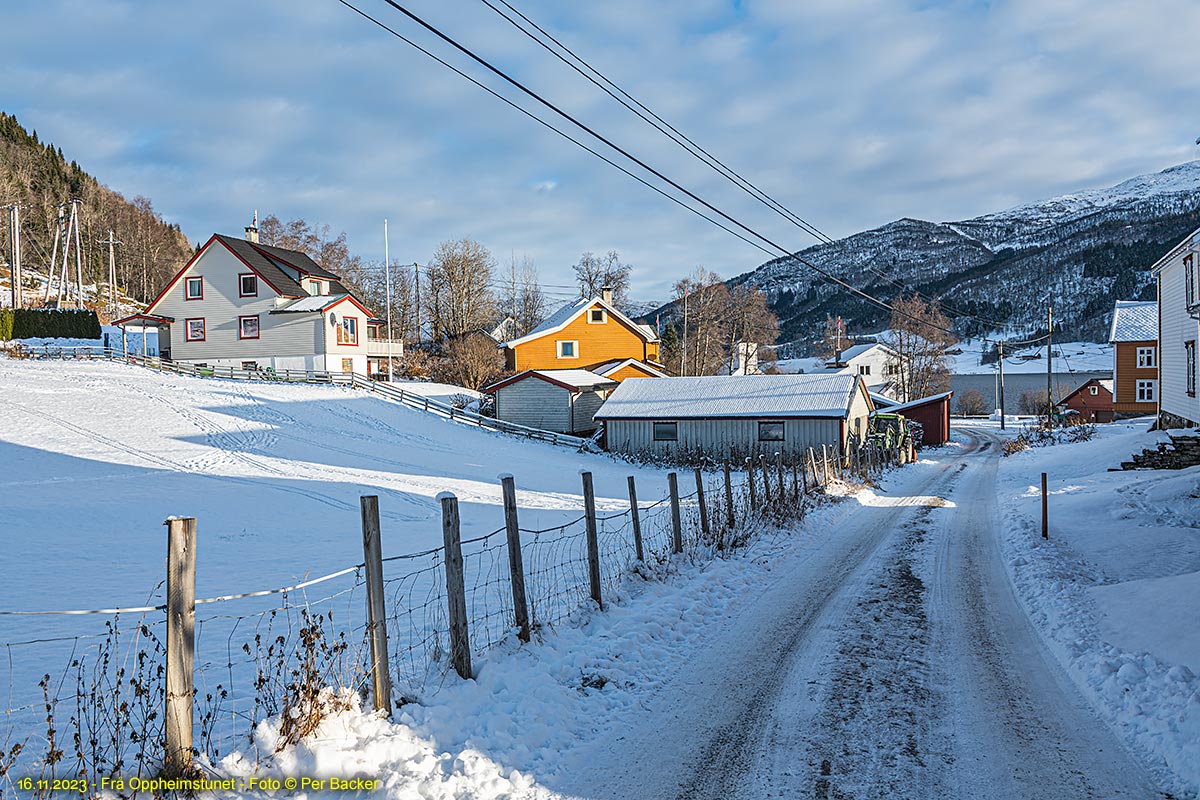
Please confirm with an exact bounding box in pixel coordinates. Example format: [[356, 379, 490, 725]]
[[502, 296, 659, 347], [271, 294, 368, 315], [595, 374, 862, 420], [838, 343, 890, 361], [592, 358, 668, 378], [1108, 300, 1157, 343], [877, 391, 953, 415], [484, 369, 618, 393]]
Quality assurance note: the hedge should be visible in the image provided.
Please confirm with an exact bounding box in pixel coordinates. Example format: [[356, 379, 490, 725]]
[[0, 308, 103, 341]]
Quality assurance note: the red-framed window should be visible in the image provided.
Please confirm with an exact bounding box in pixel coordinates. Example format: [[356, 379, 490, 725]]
[[239, 315, 260, 340], [185, 276, 203, 300], [336, 315, 359, 346], [184, 318, 206, 342], [239, 273, 259, 297]]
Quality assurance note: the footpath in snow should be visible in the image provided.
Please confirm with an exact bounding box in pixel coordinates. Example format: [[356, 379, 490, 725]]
[[995, 419, 1200, 795]]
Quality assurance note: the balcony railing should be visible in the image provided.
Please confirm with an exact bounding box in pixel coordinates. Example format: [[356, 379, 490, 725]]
[[365, 338, 405, 357]]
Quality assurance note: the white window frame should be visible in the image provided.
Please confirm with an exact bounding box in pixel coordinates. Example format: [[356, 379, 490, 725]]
[[308, 280, 323, 296], [556, 340, 579, 359], [1186, 255, 1196, 307], [858, 364, 871, 376], [652, 421, 678, 442], [184, 318, 205, 342], [185, 276, 203, 300], [1136, 346, 1156, 368], [588, 308, 607, 324], [239, 273, 259, 298], [1089, 385, 1099, 396], [238, 315, 260, 340], [1186, 341, 1197, 396], [1136, 379, 1157, 403]]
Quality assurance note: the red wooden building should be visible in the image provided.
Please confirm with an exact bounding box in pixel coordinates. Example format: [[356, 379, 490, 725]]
[[876, 391, 954, 447], [1059, 378, 1115, 423]]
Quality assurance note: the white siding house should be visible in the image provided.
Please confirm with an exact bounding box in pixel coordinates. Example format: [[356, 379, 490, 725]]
[[118, 228, 390, 375], [595, 374, 874, 460], [827, 343, 901, 396], [1152, 226, 1200, 427]]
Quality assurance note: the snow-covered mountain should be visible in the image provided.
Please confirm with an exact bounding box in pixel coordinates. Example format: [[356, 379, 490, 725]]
[[731, 161, 1200, 343]]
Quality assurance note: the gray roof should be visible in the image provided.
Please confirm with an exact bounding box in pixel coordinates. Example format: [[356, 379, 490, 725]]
[[214, 235, 306, 297], [1109, 300, 1157, 342], [251, 241, 342, 280], [595, 374, 862, 420]]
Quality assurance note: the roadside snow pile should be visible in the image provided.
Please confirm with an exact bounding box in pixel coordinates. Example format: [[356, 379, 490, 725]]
[[998, 419, 1200, 794]]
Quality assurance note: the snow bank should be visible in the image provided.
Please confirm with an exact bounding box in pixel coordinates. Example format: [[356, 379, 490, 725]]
[[997, 420, 1200, 794]]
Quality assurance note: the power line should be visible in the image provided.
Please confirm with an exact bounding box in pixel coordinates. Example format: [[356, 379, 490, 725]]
[[473, 0, 1011, 329], [338, 0, 1024, 345]]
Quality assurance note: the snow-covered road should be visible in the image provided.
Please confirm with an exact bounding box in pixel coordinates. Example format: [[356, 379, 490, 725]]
[[545, 429, 1164, 800]]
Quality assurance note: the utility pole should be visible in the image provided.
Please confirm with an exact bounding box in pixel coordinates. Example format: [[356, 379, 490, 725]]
[[1045, 306, 1054, 428], [413, 262, 421, 347], [72, 201, 84, 308], [682, 286, 689, 377], [98, 229, 121, 313], [7, 204, 21, 309], [384, 219, 394, 382], [998, 340, 1006, 431]]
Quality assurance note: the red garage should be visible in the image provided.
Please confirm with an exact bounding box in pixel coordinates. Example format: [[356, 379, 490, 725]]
[[880, 391, 954, 447]]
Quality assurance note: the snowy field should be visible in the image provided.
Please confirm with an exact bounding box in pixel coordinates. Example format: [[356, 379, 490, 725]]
[[0, 358, 681, 765], [995, 419, 1200, 791], [775, 339, 1112, 377]]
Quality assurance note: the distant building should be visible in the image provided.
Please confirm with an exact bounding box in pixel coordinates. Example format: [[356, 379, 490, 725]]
[[826, 342, 901, 396], [499, 288, 663, 378], [115, 224, 396, 375], [594, 373, 874, 460], [1151, 227, 1200, 428], [1108, 300, 1158, 416], [1058, 378, 1115, 423], [484, 369, 617, 435]]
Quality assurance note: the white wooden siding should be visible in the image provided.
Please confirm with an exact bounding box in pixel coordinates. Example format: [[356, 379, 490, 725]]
[[1158, 252, 1200, 424], [495, 379, 572, 432]]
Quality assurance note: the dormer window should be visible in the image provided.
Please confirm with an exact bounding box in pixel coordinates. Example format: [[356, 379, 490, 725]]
[[307, 280, 323, 296], [185, 276, 203, 300]]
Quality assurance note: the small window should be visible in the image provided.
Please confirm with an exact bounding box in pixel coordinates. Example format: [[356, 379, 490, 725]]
[[1186, 341, 1197, 396], [1136, 379, 1158, 402], [758, 421, 785, 441], [1089, 385, 1099, 396], [652, 421, 678, 441], [858, 364, 871, 376], [1186, 255, 1196, 307], [308, 280, 323, 296], [557, 340, 578, 359], [336, 316, 358, 346], [341, 358, 355, 372], [239, 315, 260, 340], [588, 308, 607, 324], [241, 361, 258, 371], [185, 318, 205, 342], [239, 273, 259, 297], [185, 276, 203, 300], [1136, 346, 1156, 368]]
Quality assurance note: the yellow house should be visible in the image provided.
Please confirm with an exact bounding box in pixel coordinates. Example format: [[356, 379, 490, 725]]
[[501, 290, 665, 379]]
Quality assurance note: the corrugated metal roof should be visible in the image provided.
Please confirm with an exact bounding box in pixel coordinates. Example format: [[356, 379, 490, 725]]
[[880, 391, 953, 414], [1109, 300, 1157, 342], [595, 374, 861, 419], [271, 294, 351, 313], [530, 369, 618, 389]]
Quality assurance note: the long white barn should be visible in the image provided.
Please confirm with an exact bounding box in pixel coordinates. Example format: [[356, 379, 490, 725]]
[[118, 227, 395, 375]]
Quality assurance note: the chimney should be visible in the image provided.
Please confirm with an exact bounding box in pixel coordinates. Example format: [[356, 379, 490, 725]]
[[244, 209, 259, 243], [601, 285, 613, 305]]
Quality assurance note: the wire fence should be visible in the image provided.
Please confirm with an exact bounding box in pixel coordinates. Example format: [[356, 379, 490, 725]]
[[1, 439, 910, 792]]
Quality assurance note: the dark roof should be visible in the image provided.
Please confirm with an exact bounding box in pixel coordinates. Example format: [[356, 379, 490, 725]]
[[213, 235, 306, 297], [250, 241, 342, 280]]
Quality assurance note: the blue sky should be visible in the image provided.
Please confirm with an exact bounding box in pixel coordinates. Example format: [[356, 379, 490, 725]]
[[3, 0, 1198, 302]]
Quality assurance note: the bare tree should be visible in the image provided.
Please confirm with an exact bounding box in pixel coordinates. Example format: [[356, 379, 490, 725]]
[[887, 294, 957, 402], [660, 269, 779, 376], [424, 238, 497, 344], [435, 333, 505, 391], [956, 389, 988, 416], [500, 254, 547, 338], [726, 283, 779, 374], [573, 250, 632, 308]]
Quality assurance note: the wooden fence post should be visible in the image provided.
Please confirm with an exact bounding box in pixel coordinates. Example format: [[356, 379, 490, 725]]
[[500, 476, 530, 642], [581, 471, 603, 609], [821, 444, 832, 484], [807, 448, 818, 489], [1041, 472, 1049, 540], [758, 455, 772, 504], [667, 472, 683, 554], [792, 462, 800, 502], [723, 461, 735, 529], [775, 452, 785, 501], [164, 517, 196, 778], [439, 493, 472, 679], [693, 468, 711, 542], [744, 457, 757, 511], [360, 496, 393, 716], [627, 476, 644, 562]]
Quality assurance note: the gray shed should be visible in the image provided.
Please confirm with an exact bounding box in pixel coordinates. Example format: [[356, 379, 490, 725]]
[[485, 369, 618, 435], [594, 373, 874, 459]]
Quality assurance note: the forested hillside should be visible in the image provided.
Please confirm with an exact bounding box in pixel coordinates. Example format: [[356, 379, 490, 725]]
[[0, 111, 192, 308]]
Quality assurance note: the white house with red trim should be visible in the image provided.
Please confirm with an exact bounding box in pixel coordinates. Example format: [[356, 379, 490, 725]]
[[116, 225, 395, 375]]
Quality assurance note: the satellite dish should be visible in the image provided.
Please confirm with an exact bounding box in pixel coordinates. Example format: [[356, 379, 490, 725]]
[[329, 312, 338, 326]]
